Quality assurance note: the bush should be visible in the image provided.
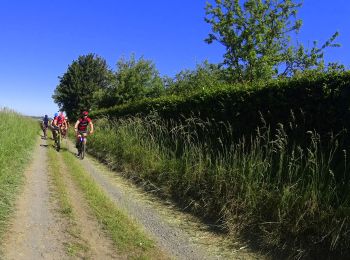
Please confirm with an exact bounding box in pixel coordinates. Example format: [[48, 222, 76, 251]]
[[91, 71, 350, 143]]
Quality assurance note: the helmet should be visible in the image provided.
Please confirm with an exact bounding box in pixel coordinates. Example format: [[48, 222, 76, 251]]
[[44, 114, 48, 118], [54, 113, 58, 117], [82, 111, 88, 116]]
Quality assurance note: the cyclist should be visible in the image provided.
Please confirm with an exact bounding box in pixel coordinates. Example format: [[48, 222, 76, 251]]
[[63, 116, 70, 138], [51, 113, 59, 141], [52, 112, 67, 143], [58, 112, 68, 138], [41, 115, 49, 139], [74, 111, 94, 156]]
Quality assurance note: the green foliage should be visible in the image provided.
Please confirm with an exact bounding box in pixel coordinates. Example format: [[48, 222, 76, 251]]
[[205, 0, 340, 82], [92, 72, 350, 142], [0, 109, 38, 238], [115, 54, 165, 103], [95, 55, 165, 108], [52, 53, 113, 118], [165, 61, 226, 95], [88, 115, 350, 258], [116, 54, 165, 101]]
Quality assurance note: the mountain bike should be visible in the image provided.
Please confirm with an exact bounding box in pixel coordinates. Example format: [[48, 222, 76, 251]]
[[54, 126, 62, 151], [61, 127, 67, 139], [42, 124, 48, 139], [77, 133, 87, 160]]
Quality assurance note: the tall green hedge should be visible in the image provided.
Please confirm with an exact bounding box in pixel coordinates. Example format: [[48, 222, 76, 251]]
[[92, 71, 350, 139], [89, 72, 350, 257]]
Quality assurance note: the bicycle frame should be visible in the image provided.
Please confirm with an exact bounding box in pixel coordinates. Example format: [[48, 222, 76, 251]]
[[79, 135, 85, 144], [55, 127, 62, 151], [78, 133, 88, 159], [42, 125, 48, 139]]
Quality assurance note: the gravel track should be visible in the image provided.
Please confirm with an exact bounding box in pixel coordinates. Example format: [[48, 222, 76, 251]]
[[80, 158, 210, 259], [67, 141, 259, 260], [56, 152, 120, 259], [1, 136, 260, 259], [1, 137, 67, 260]]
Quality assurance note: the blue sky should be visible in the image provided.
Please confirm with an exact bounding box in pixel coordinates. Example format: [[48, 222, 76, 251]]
[[0, 1, 349, 116]]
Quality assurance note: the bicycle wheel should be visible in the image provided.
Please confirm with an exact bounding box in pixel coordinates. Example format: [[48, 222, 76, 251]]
[[80, 142, 85, 160], [57, 131, 61, 151]]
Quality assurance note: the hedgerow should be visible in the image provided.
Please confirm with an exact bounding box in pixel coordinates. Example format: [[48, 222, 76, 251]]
[[91, 71, 350, 141]]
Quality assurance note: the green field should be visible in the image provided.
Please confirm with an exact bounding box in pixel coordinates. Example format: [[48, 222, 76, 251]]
[[0, 109, 38, 237]]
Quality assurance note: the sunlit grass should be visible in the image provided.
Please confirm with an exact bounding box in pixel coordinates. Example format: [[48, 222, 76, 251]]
[[47, 145, 89, 257], [87, 115, 350, 258], [0, 109, 38, 239]]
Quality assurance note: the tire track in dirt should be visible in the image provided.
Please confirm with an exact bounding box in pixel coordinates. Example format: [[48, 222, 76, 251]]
[[55, 152, 121, 259], [1, 137, 67, 260]]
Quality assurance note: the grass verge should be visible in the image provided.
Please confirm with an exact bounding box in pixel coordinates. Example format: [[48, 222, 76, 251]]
[[60, 148, 163, 259], [0, 109, 38, 239], [47, 145, 88, 257], [87, 115, 350, 259]]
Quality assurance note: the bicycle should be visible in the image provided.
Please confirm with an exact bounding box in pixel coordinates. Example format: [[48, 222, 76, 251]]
[[54, 126, 62, 151], [61, 128, 67, 139], [77, 133, 88, 160], [42, 124, 48, 139]]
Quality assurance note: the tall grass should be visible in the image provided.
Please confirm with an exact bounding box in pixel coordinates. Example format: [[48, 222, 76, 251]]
[[88, 115, 350, 258], [0, 109, 38, 237]]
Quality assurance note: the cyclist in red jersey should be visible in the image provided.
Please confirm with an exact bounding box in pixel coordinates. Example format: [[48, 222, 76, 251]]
[[74, 111, 94, 156], [52, 112, 67, 141], [58, 112, 68, 138]]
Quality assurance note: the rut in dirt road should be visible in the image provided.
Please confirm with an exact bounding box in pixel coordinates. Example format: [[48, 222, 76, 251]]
[[1, 137, 67, 260], [54, 151, 120, 259]]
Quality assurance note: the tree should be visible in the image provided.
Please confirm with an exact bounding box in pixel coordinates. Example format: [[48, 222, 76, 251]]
[[111, 55, 165, 105], [166, 61, 226, 95], [52, 54, 112, 118], [205, 0, 339, 83]]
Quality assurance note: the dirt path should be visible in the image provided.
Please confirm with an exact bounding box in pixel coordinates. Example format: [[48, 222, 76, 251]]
[[1, 135, 262, 259], [56, 153, 120, 259], [1, 137, 67, 260], [1, 137, 123, 259], [66, 141, 261, 260]]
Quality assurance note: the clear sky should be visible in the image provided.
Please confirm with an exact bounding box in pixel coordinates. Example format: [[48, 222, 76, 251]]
[[0, 0, 349, 116]]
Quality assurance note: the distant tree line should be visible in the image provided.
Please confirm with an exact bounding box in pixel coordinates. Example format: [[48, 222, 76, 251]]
[[53, 0, 344, 118]]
